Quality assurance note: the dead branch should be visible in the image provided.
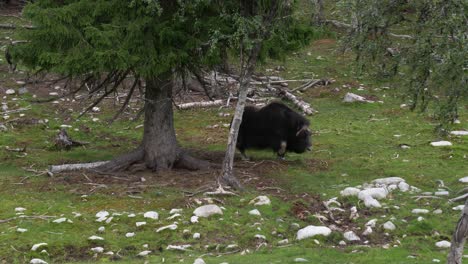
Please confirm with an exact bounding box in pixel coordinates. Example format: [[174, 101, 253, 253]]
[[412, 195, 443, 201], [276, 87, 318, 115], [450, 194, 468, 203], [177, 100, 224, 110], [0, 107, 31, 115], [49, 161, 109, 174], [291, 78, 334, 92], [0, 23, 35, 30], [448, 199, 468, 263]]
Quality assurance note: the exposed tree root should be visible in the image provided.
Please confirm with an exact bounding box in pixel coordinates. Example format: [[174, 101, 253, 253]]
[[175, 150, 211, 171], [95, 147, 144, 172]]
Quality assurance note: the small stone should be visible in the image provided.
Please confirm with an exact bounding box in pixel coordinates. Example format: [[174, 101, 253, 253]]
[[128, 213, 136, 218], [433, 259, 441, 263], [143, 211, 159, 220], [17, 228, 28, 233], [344, 231, 360, 241], [339, 240, 347, 246], [126, 232, 135, 238], [433, 209, 443, 214], [31, 243, 47, 251], [430, 141, 452, 147], [92, 118, 99, 122], [411, 209, 429, 214], [362, 226, 373, 236], [417, 216, 424, 222], [398, 182, 410, 192], [435, 240, 451, 248], [166, 245, 191, 251], [95, 211, 109, 218], [193, 233, 201, 239], [383, 221, 396, 231], [91, 247, 104, 253], [435, 191, 449, 196], [193, 205, 223, 218], [249, 209, 261, 216], [98, 226, 105, 232], [49, 92, 59, 96], [5, 89, 15, 95], [30, 259, 48, 264], [53, 217, 72, 223], [88, 235, 104, 241], [340, 187, 361, 197], [15, 207, 26, 212], [255, 234, 266, 240], [294, 258, 309, 262], [278, 239, 289, 245], [459, 176, 468, 183], [190, 216, 199, 223], [91, 107, 100, 112], [104, 251, 114, 256], [137, 250, 151, 256], [249, 196, 271, 206], [193, 258, 206, 264], [296, 225, 332, 240], [358, 188, 388, 200], [136, 222, 146, 227], [450, 131, 468, 136]]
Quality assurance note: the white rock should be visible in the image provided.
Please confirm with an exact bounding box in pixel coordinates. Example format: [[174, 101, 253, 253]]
[[459, 177, 468, 183], [31, 243, 47, 251], [53, 217, 72, 223], [156, 224, 177, 232], [372, 177, 405, 185], [96, 211, 109, 218], [362, 226, 373, 236], [72, 212, 82, 218], [193, 205, 223, 218], [294, 258, 309, 262], [128, 213, 136, 218], [15, 207, 26, 212], [411, 209, 429, 214], [358, 188, 388, 200], [430, 141, 452, 147], [398, 182, 410, 192], [366, 219, 377, 227], [96, 216, 107, 222], [92, 118, 99, 122], [98, 226, 105, 232], [6, 89, 16, 95], [249, 209, 261, 216], [249, 196, 271, 206], [30, 259, 48, 264], [166, 245, 191, 251], [278, 239, 289, 245], [435, 240, 451, 248], [137, 250, 151, 256], [453, 205, 465, 211], [383, 221, 396, 231], [451, 131, 468, 136], [417, 216, 424, 222], [435, 191, 449, 196], [388, 184, 398, 191], [344, 231, 360, 241], [143, 211, 159, 220], [433, 259, 441, 263], [88, 235, 104, 241], [91, 107, 100, 112], [340, 187, 361, 197], [343, 92, 373, 103], [170, 208, 183, 214], [126, 232, 135, 238], [136, 222, 146, 227], [91, 247, 104, 253], [193, 233, 201, 239], [17, 228, 28, 233], [296, 225, 332, 240], [361, 195, 382, 208], [433, 209, 443, 214], [193, 258, 206, 264], [104, 251, 114, 255], [190, 216, 199, 223]]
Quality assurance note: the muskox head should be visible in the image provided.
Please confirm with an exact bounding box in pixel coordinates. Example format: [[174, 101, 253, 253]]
[[290, 124, 312, 153]]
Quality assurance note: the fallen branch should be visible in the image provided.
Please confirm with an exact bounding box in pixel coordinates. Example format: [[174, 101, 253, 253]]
[[48, 161, 109, 174], [276, 88, 318, 115], [291, 78, 334, 92], [204, 185, 238, 196], [0, 106, 31, 115], [450, 194, 468, 203], [412, 195, 443, 201], [0, 23, 35, 30], [448, 199, 468, 263], [177, 100, 224, 110]]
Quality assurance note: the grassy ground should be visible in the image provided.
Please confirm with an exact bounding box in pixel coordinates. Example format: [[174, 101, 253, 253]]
[[1, 9, 468, 264]]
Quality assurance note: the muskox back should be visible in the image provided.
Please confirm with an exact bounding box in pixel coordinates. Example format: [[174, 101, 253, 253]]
[[237, 102, 312, 159]]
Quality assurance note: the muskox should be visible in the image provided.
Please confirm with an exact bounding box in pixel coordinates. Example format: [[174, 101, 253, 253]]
[[236, 102, 312, 160]]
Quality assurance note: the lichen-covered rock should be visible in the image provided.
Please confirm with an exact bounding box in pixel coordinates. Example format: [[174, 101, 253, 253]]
[[249, 196, 271, 206], [435, 240, 451, 248], [343, 231, 360, 241], [143, 211, 159, 220], [383, 221, 396, 231]]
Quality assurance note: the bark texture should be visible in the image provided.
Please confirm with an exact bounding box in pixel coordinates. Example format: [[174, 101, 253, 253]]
[[447, 199, 468, 264]]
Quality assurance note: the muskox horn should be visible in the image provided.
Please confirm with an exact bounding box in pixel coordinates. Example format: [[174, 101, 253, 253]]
[[296, 125, 309, 136]]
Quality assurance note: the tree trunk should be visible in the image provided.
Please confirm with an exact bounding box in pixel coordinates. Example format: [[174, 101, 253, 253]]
[[313, 0, 324, 25], [219, 43, 263, 189], [142, 75, 179, 170], [447, 199, 468, 264]]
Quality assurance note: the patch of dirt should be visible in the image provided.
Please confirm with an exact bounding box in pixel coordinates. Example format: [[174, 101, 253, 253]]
[[313, 39, 337, 46]]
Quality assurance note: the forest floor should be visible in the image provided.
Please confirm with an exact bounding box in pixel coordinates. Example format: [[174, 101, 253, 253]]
[[1, 5, 468, 264]]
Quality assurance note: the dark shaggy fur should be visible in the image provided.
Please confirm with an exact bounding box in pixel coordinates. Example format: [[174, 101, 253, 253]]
[[236, 102, 312, 159]]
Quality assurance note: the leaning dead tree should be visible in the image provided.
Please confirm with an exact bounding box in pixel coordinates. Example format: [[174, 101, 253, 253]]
[[448, 199, 468, 264]]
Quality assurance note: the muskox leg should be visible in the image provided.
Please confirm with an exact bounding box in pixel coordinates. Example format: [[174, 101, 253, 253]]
[[277, 141, 287, 160]]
